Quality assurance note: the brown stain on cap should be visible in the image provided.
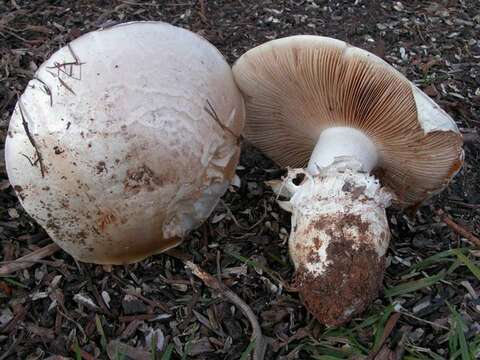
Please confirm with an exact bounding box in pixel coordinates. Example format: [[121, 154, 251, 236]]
[[96, 208, 118, 232]]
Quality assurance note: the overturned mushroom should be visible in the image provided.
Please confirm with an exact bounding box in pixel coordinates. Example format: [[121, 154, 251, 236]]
[[232, 36, 463, 325], [5, 22, 244, 264]]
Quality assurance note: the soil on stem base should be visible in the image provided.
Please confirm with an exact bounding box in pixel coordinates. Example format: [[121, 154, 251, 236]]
[[293, 214, 387, 326]]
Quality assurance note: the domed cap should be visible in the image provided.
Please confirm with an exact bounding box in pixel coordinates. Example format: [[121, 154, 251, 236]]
[[5, 22, 244, 264], [233, 35, 463, 208]]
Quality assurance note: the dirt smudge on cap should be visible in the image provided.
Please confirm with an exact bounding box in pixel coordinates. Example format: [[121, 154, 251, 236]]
[[123, 164, 176, 193]]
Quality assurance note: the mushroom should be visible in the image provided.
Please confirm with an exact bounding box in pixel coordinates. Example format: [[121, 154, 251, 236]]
[[5, 21, 244, 264], [232, 36, 463, 325]]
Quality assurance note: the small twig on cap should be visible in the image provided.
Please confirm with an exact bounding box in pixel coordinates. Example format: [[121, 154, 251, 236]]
[[17, 98, 46, 177], [58, 76, 76, 95], [20, 153, 36, 167], [204, 99, 241, 143], [48, 61, 83, 80], [185, 261, 268, 360], [0, 243, 61, 276], [32, 76, 53, 106], [436, 209, 480, 248], [67, 43, 81, 64]]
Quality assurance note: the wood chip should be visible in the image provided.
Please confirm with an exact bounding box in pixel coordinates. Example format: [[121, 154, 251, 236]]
[[0, 243, 61, 276], [436, 209, 480, 248]]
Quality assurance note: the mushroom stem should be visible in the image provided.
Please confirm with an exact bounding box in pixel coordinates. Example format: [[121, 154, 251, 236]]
[[307, 127, 378, 174], [281, 158, 392, 325]]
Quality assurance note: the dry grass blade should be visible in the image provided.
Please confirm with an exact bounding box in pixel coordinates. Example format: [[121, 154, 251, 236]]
[[0, 243, 61, 275], [185, 261, 267, 360], [436, 209, 480, 248]]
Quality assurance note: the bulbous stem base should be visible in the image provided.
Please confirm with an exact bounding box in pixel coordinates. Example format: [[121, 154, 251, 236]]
[[294, 242, 386, 326], [282, 159, 392, 325]]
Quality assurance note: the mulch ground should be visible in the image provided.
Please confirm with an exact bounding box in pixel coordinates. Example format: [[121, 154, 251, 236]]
[[1, 1, 479, 359]]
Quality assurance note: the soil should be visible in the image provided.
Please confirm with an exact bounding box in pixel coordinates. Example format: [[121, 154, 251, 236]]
[[1, 1, 479, 359], [294, 213, 386, 327]]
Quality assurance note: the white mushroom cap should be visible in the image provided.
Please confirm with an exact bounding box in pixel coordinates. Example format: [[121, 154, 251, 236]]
[[5, 22, 244, 264], [233, 35, 463, 208]]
